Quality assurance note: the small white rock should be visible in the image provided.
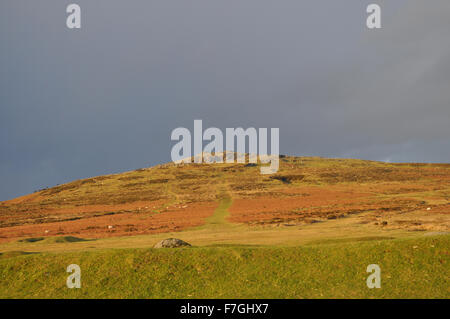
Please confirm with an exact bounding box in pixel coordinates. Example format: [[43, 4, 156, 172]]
[[427, 207, 431, 211], [108, 225, 114, 229]]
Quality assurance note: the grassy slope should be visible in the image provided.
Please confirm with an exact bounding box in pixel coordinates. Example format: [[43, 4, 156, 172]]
[[0, 234, 448, 298]]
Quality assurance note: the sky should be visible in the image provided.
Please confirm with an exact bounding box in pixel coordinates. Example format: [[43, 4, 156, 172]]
[[1, 0, 450, 201]]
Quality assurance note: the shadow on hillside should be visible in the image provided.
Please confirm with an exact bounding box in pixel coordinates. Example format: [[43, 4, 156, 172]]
[[308, 236, 395, 245], [18, 236, 94, 244], [204, 243, 263, 248], [0, 251, 39, 259]]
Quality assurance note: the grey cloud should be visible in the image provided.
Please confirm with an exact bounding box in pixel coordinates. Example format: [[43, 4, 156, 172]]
[[0, 0, 449, 200]]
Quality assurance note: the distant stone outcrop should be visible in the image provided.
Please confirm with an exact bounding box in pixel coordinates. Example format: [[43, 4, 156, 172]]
[[153, 238, 192, 248]]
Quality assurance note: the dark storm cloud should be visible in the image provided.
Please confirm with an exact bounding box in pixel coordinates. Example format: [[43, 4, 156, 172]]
[[0, 0, 449, 200]]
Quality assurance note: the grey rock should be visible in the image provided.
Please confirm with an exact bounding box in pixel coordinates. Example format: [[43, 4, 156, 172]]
[[153, 238, 192, 248]]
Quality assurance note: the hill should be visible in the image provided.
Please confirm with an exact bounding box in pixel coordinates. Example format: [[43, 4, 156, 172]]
[[0, 156, 449, 298], [0, 156, 448, 244]]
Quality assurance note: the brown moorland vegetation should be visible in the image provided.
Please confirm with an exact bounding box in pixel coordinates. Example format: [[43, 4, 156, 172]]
[[0, 156, 449, 243]]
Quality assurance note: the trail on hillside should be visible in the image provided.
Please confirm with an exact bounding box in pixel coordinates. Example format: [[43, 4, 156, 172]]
[[192, 185, 238, 232], [205, 193, 233, 227]]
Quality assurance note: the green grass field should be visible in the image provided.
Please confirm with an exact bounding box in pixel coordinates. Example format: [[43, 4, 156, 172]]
[[0, 234, 448, 298]]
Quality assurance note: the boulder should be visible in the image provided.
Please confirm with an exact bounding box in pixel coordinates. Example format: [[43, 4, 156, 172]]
[[154, 238, 191, 248]]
